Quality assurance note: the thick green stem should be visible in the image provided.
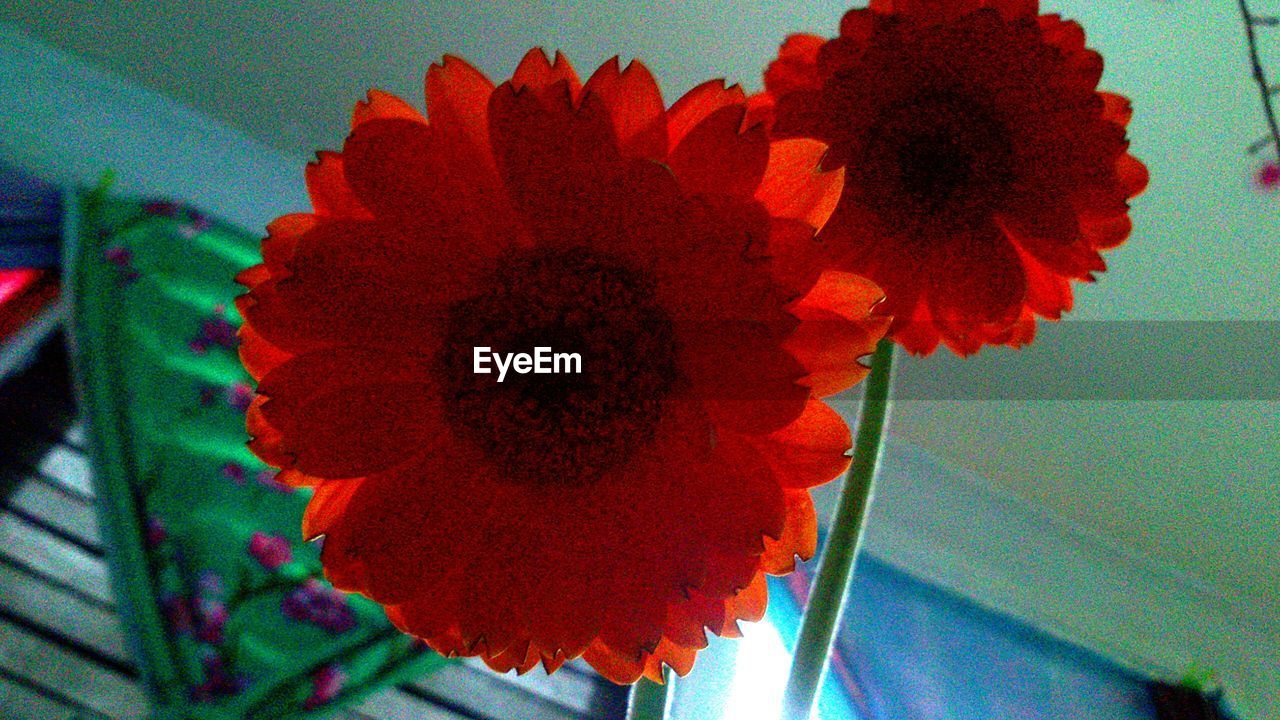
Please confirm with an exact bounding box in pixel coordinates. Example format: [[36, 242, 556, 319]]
[[627, 671, 673, 720], [779, 339, 895, 720]]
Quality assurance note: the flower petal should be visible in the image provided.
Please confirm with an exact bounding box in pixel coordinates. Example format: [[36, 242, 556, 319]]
[[583, 641, 647, 685], [1015, 240, 1073, 319], [668, 105, 769, 200], [764, 34, 826, 96], [512, 48, 582, 100], [755, 138, 844, 232], [488, 80, 622, 242], [1116, 153, 1149, 199], [260, 213, 318, 276], [233, 263, 269, 289], [425, 55, 496, 160], [643, 638, 698, 681], [765, 218, 826, 301], [746, 399, 852, 489], [318, 450, 495, 604], [237, 320, 293, 381], [762, 491, 818, 573], [306, 151, 371, 219], [583, 57, 667, 161], [667, 79, 747, 150], [302, 477, 365, 540], [243, 219, 478, 352], [352, 88, 425, 129], [255, 347, 439, 478], [726, 572, 769, 623], [680, 327, 810, 436], [246, 395, 291, 468], [927, 225, 1027, 353]]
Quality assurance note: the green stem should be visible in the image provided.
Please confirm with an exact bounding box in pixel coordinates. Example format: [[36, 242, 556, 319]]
[[780, 339, 895, 720], [627, 671, 673, 720]]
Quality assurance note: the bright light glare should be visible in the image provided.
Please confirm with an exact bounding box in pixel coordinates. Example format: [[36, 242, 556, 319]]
[[722, 620, 794, 720]]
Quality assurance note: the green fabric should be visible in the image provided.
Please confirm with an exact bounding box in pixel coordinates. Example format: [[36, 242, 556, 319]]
[[66, 188, 448, 719]]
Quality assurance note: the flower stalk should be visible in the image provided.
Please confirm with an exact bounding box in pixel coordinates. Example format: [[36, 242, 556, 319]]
[[627, 671, 672, 720], [780, 338, 895, 720]]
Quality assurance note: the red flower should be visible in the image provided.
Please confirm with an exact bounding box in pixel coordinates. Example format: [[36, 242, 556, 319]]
[[754, 0, 1149, 355], [1255, 162, 1280, 192], [236, 50, 887, 683]]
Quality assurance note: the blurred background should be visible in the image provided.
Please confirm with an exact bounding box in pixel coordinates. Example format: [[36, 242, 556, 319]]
[[0, 1, 1276, 719]]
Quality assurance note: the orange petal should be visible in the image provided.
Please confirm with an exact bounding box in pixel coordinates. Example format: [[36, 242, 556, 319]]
[[660, 602, 709, 650], [245, 395, 292, 468], [302, 477, 365, 539], [870, 0, 981, 22], [787, 271, 888, 397], [1100, 91, 1133, 127], [927, 225, 1027, 341], [237, 320, 293, 381], [766, 218, 825, 300], [726, 572, 769, 623], [642, 638, 698, 681], [583, 641, 647, 684], [256, 347, 439, 478], [1014, 241, 1074, 319], [483, 641, 541, 675], [540, 649, 570, 675], [763, 34, 825, 96], [674, 587, 731, 640], [425, 55, 497, 168], [762, 490, 818, 574], [316, 451, 495, 604], [747, 399, 852, 489], [1081, 212, 1133, 251], [1038, 14, 1087, 55], [667, 79, 746, 150], [233, 264, 269, 289], [260, 213, 319, 276], [511, 48, 582, 100], [583, 57, 667, 161], [668, 105, 768, 200], [987, 308, 1038, 348], [989, 0, 1039, 21], [306, 152, 371, 219], [756, 139, 844, 232], [838, 9, 877, 43], [787, 310, 883, 397], [791, 270, 886, 324], [744, 91, 777, 133], [1116, 153, 1149, 199], [488, 81, 622, 241], [891, 298, 944, 356], [242, 221, 469, 354], [680, 328, 809, 436], [276, 468, 324, 488], [352, 88, 425, 130]]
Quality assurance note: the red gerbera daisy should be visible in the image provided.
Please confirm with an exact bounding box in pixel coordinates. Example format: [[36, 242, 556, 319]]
[[754, 0, 1149, 355], [236, 50, 888, 683]]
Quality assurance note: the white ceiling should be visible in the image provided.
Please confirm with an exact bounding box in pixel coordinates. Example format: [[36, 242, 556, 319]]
[[3, 0, 1277, 707]]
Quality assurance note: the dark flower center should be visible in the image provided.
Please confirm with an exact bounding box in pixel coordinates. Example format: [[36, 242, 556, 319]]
[[437, 249, 678, 485], [896, 132, 976, 204], [861, 90, 1015, 232]]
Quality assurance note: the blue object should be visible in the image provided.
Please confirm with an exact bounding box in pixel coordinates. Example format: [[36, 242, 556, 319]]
[[0, 161, 62, 268], [768, 554, 1158, 720]]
